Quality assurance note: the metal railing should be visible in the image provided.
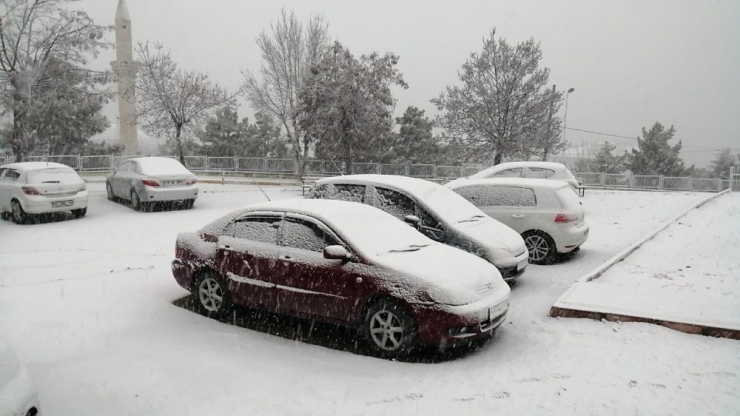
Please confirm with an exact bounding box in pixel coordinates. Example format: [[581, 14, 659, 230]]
[[577, 172, 726, 193], [0, 154, 732, 193]]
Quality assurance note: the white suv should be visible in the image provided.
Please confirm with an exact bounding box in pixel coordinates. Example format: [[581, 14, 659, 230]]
[[448, 178, 589, 264]]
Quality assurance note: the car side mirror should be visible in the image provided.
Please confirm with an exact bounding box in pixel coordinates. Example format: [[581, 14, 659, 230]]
[[324, 245, 349, 261], [404, 215, 421, 227]]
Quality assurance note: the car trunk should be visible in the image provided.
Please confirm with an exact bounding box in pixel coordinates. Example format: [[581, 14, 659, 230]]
[[149, 174, 195, 187], [25, 168, 83, 198]]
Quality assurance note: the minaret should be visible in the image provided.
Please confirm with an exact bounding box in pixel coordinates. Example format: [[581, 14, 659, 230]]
[[111, 0, 139, 155]]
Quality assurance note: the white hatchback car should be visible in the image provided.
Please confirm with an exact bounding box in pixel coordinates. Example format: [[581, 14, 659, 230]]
[[448, 178, 590, 264], [447, 161, 580, 192], [0, 162, 88, 224]]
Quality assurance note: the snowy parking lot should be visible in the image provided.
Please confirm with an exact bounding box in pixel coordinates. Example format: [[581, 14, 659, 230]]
[[1, 185, 738, 415]]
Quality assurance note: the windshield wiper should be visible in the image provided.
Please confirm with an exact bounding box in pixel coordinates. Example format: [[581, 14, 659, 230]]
[[388, 244, 431, 253], [458, 215, 486, 223]]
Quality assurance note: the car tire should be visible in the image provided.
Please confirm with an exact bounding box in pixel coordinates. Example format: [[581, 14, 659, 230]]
[[10, 200, 28, 224], [194, 271, 233, 319], [106, 183, 115, 201], [522, 230, 556, 265], [130, 190, 142, 211], [363, 299, 417, 357], [72, 208, 87, 219], [184, 199, 195, 209]]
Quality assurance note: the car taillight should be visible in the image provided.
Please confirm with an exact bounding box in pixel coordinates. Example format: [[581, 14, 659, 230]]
[[555, 213, 578, 223], [142, 179, 160, 187], [186, 179, 198, 185], [22, 187, 41, 195]]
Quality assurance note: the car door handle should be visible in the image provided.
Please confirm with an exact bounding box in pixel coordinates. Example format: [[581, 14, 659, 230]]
[[511, 214, 525, 219], [218, 245, 232, 251], [283, 255, 291, 260]]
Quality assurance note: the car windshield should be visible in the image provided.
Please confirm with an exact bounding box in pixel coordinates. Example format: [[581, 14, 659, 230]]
[[412, 185, 487, 224], [25, 168, 80, 184]]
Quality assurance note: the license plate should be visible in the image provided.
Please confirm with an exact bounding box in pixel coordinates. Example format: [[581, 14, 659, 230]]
[[164, 180, 182, 186], [52, 200, 73, 208], [517, 259, 528, 271]]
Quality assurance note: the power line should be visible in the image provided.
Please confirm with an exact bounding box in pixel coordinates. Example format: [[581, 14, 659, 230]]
[[566, 127, 740, 152]]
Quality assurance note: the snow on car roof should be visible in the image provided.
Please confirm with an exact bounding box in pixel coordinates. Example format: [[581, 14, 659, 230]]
[[450, 177, 568, 190], [471, 161, 570, 178], [200, 198, 433, 257], [315, 174, 484, 223], [0, 162, 71, 172], [132, 157, 192, 176]]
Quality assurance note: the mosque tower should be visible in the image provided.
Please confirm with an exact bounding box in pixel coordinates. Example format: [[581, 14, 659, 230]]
[[110, 0, 139, 155]]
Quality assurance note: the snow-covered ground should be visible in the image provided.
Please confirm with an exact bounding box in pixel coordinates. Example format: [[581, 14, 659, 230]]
[[1, 186, 738, 415], [554, 191, 740, 331]]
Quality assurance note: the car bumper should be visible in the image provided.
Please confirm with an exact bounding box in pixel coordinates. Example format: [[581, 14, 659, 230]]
[[412, 289, 510, 346], [556, 222, 590, 253], [172, 259, 196, 291], [493, 249, 529, 282], [140, 185, 199, 202], [21, 192, 88, 214]]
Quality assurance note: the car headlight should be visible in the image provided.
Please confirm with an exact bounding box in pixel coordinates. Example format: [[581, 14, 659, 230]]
[[78, 183, 87, 192], [487, 246, 516, 266]]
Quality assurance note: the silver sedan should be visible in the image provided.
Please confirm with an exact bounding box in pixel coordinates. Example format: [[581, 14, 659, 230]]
[[106, 157, 199, 211]]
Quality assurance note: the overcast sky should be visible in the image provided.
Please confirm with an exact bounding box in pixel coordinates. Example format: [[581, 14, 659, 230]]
[[79, 0, 739, 167]]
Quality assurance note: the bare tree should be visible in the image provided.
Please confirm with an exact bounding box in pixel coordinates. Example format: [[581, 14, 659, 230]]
[[242, 9, 330, 176], [136, 42, 241, 164], [432, 28, 566, 165], [0, 0, 112, 161]]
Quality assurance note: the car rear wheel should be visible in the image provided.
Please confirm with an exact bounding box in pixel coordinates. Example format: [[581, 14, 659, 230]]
[[522, 230, 556, 265], [11, 200, 28, 224], [130, 190, 143, 211], [106, 183, 115, 201], [195, 271, 232, 318], [364, 299, 416, 357], [72, 208, 87, 219], [183, 199, 195, 209]]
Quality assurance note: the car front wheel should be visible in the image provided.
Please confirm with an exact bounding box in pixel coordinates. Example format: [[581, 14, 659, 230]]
[[364, 299, 416, 357], [130, 190, 144, 211], [72, 208, 87, 219], [522, 230, 556, 265], [106, 183, 115, 201], [195, 272, 233, 318]]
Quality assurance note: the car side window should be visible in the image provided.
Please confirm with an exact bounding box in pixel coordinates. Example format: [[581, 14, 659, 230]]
[[0, 168, 6, 179], [519, 188, 537, 206], [488, 186, 523, 206], [453, 185, 487, 205], [490, 168, 522, 178], [1, 169, 20, 182], [280, 218, 339, 252], [375, 187, 415, 219], [116, 162, 130, 173], [525, 167, 555, 179], [222, 216, 280, 245], [333, 184, 365, 203]]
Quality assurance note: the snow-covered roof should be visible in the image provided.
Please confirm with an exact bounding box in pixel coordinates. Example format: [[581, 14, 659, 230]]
[[450, 178, 568, 190], [315, 174, 483, 224], [133, 157, 192, 176], [0, 162, 71, 172], [472, 161, 570, 179]]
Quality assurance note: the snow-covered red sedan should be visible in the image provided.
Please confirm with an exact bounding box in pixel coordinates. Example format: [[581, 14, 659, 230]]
[[171, 199, 510, 356]]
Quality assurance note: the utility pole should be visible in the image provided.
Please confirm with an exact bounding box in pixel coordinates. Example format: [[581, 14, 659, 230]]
[[543, 84, 556, 161]]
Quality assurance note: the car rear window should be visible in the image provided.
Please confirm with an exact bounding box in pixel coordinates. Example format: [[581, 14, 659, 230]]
[[525, 167, 556, 179], [137, 158, 191, 176], [26, 168, 80, 184], [555, 187, 581, 208]]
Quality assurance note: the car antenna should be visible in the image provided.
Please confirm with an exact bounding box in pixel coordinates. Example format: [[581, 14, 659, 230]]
[[250, 176, 271, 202]]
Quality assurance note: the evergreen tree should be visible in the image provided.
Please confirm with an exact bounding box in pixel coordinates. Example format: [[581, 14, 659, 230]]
[[709, 148, 736, 179], [626, 122, 690, 176], [391, 106, 441, 164], [593, 141, 626, 173]]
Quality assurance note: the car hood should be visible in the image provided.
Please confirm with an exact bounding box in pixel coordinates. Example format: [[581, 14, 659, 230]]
[[371, 243, 507, 306], [451, 217, 526, 254]]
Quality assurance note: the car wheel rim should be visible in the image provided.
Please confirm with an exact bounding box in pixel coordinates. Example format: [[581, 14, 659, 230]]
[[198, 278, 223, 312], [131, 193, 139, 208], [369, 310, 404, 351], [525, 235, 549, 261]]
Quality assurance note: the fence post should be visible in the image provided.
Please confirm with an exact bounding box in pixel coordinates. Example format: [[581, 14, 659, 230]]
[[659, 175, 664, 190], [689, 177, 693, 191], [629, 173, 634, 189], [404, 164, 409, 176]]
